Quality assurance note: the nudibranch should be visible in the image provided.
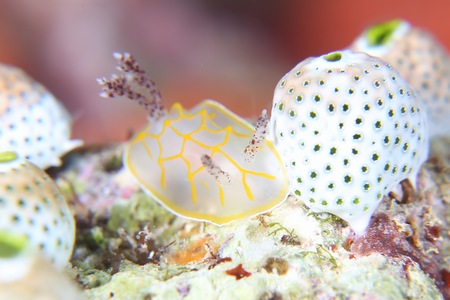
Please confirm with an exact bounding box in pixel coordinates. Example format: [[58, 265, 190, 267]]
[[0, 64, 82, 169], [98, 53, 289, 225], [269, 51, 429, 235], [350, 19, 450, 138]]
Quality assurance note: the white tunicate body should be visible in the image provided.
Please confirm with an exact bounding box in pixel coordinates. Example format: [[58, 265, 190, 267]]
[[350, 20, 450, 138], [0, 64, 82, 169], [269, 51, 429, 234], [0, 154, 75, 269]]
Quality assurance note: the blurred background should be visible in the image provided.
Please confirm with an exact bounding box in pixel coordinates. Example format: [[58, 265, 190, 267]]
[[0, 0, 449, 144]]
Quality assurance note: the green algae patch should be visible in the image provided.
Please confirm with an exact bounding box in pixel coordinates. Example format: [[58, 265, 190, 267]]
[[107, 193, 176, 234], [71, 265, 112, 290]]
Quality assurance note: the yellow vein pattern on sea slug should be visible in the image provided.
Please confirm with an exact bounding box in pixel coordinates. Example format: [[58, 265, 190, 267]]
[[136, 104, 277, 204], [125, 100, 289, 225]]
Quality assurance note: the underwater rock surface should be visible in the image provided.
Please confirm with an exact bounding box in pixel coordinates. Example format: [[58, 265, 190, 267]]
[[57, 138, 450, 300]]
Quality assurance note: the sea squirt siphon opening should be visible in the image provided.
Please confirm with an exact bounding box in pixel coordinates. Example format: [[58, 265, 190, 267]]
[[324, 52, 342, 62]]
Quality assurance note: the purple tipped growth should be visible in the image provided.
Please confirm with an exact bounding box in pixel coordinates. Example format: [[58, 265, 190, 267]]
[[243, 109, 269, 162], [98, 52, 166, 122]]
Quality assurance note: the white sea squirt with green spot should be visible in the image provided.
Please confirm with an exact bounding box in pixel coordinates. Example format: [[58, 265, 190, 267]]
[[0, 64, 82, 169], [98, 53, 289, 225], [0, 151, 75, 270], [269, 50, 429, 235], [350, 19, 450, 138]]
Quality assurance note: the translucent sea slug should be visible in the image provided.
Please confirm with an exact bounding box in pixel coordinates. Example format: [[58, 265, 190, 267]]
[[269, 50, 429, 234], [350, 19, 450, 138], [98, 53, 289, 225], [0, 64, 82, 169], [0, 151, 75, 268]]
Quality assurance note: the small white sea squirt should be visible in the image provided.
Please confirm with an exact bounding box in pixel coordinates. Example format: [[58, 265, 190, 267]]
[[0, 64, 82, 169], [350, 19, 450, 138], [269, 51, 429, 235], [98, 53, 289, 225], [0, 151, 75, 269]]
